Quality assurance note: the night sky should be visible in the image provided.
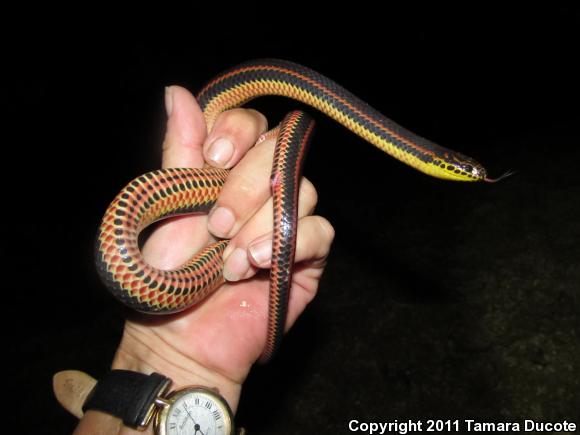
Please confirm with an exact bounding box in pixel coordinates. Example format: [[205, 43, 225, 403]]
[[7, 6, 579, 434]]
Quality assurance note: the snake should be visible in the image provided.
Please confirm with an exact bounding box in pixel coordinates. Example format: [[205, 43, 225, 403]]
[[96, 59, 492, 362]]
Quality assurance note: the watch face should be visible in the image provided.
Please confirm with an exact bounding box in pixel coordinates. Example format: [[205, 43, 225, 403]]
[[156, 388, 234, 435]]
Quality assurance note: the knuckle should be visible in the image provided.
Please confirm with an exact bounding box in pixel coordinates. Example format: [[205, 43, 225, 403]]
[[232, 171, 260, 198], [299, 177, 318, 208], [246, 109, 268, 132], [220, 108, 266, 134], [221, 107, 247, 120], [313, 215, 335, 243], [216, 109, 246, 132]]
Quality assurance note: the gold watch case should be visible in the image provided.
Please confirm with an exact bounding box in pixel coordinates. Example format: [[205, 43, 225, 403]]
[[154, 387, 235, 435]]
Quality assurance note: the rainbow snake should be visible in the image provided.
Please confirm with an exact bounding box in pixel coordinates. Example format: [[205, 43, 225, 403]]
[[96, 59, 494, 362]]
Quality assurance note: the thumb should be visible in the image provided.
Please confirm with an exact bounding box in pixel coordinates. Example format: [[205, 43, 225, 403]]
[[162, 85, 207, 169], [141, 86, 212, 269], [53, 370, 97, 419]]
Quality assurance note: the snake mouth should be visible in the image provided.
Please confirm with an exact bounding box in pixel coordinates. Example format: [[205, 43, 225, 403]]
[[484, 169, 516, 183]]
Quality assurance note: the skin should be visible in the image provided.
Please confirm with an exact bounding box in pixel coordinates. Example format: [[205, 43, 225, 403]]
[[72, 86, 335, 434]]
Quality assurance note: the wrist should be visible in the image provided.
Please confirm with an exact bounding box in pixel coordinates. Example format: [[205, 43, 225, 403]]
[[112, 321, 242, 413]]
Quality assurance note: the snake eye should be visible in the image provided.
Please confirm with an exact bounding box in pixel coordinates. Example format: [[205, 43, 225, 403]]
[[463, 164, 473, 174]]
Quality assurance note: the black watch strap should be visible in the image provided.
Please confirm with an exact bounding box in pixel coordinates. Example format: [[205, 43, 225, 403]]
[[83, 370, 172, 428]]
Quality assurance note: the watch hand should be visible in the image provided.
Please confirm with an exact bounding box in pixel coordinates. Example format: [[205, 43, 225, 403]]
[[183, 405, 198, 424], [183, 406, 205, 434], [179, 405, 200, 432]]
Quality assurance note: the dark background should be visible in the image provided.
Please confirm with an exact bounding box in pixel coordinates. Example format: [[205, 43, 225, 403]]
[[6, 5, 579, 434]]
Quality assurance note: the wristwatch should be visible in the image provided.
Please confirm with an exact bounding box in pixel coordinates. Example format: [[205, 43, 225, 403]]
[[83, 370, 239, 434]]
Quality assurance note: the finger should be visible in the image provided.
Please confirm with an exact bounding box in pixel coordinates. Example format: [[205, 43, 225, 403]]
[[53, 370, 97, 419], [248, 215, 334, 269], [142, 86, 209, 269], [222, 179, 321, 282], [207, 134, 276, 239], [203, 108, 268, 168], [162, 85, 207, 169]]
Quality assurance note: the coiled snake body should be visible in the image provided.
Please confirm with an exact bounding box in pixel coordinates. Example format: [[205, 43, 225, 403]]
[[96, 59, 488, 362]]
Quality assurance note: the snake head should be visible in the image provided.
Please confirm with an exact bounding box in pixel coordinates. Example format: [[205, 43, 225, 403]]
[[433, 151, 487, 182]]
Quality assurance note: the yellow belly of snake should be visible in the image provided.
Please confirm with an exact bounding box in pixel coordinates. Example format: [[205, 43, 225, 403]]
[[96, 59, 488, 362]]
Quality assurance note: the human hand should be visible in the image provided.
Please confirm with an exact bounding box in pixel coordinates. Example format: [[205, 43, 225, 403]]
[[68, 86, 334, 433]]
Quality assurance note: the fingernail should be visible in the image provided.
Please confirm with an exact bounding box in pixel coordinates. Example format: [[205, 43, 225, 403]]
[[208, 206, 235, 237], [224, 247, 250, 281], [248, 238, 272, 266], [206, 137, 234, 167], [164, 86, 173, 117]]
